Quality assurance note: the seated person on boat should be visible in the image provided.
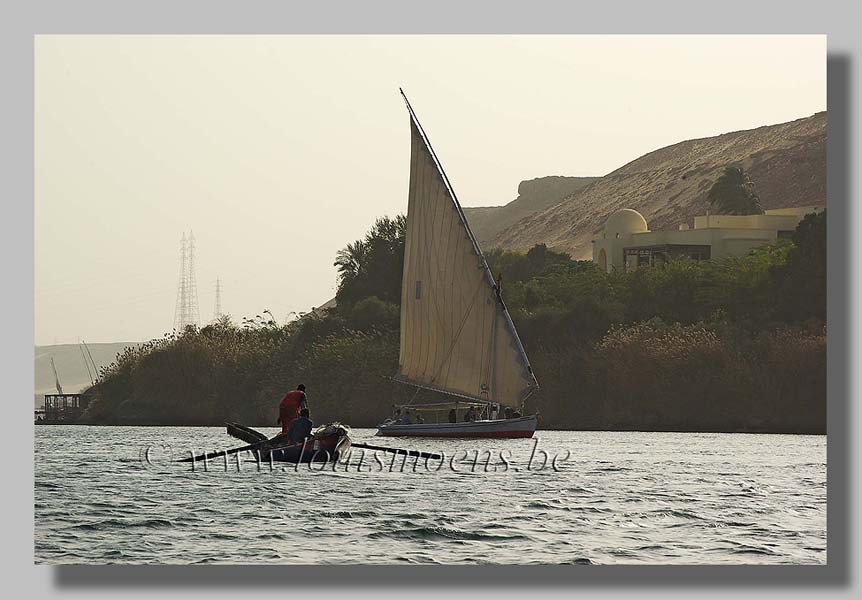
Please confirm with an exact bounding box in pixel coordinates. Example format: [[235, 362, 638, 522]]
[[382, 408, 402, 426], [287, 408, 314, 444], [503, 406, 522, 419]]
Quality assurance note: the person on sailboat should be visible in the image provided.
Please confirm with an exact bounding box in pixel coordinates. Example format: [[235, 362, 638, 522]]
[[277, 384, 308, 434], [448, 408, 457, 423], [287, 408, 314, 444]]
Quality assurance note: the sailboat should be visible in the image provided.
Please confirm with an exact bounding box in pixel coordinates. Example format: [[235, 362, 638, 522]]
[[376, 91, 539, 439]]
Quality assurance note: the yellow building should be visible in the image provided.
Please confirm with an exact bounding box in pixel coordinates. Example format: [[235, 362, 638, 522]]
[[592, 206, 823, 273]]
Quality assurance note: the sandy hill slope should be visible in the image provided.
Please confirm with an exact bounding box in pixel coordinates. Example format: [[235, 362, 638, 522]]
[[34, 342, 139, 402], [489, 112, 826, 259], [463, 176, 598, 245]]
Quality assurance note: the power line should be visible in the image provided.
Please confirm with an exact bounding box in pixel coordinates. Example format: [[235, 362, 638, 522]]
[[188, 231, 201, 327], [172, 232, 186, 330], [213, 276, 223, 321], [173, 231, 201, 331]]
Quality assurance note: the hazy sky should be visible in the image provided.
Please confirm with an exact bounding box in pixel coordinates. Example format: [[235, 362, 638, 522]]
[[35, 35, 825, 345]]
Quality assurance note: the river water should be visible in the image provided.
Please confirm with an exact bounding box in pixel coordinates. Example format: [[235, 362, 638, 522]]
[[34, 426, 826, 565]]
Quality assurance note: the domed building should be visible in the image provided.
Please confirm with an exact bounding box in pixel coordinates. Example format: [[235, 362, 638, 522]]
[[593, 209, 650, 272], [604, 208, 649, 238], [592, 206, 823, 273]]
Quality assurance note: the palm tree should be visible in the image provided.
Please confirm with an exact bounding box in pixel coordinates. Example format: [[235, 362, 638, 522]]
[[334, 239, 367, 283], [707, 166, 763, 215], [366, 215, 407, 249]]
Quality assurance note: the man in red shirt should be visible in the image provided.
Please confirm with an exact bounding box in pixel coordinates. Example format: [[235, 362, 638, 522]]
[[278, 384, 308, 434]]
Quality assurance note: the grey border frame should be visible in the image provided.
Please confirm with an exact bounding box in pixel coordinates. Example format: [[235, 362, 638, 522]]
[[3, 0, 859, 596]]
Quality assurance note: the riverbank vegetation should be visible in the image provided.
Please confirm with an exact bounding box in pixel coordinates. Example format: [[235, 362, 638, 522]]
[[84, 212, 826, 433]]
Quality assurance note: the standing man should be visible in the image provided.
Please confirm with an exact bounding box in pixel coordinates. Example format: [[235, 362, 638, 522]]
[[278, 384, 308, 434]]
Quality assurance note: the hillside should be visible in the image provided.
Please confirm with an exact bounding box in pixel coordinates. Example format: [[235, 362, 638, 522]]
[[35, 342, 138, 404], [490, 112, 827, 258], [463, 176, 598, 245]]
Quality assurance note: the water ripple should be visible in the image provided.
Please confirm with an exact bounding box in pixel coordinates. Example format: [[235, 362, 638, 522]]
[[35, 426, 826, 565]]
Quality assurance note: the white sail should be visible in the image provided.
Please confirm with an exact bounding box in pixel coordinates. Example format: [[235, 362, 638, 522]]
[[50, 356, 63, 395], [394, 95, 538, 408]]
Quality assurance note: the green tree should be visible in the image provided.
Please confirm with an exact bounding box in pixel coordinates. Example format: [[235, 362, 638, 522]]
[[707, 165, 763, 215], [773, 210, 826, 322], [335, 215, 406, 307], [334, 240, 367, 284], [347, 296, 400, 331]]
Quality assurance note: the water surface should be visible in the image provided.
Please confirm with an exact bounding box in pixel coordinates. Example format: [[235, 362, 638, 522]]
[[34, 426, 826, 565]]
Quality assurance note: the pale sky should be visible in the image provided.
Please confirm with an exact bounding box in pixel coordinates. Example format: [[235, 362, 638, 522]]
[[35, 35, 825, 345]]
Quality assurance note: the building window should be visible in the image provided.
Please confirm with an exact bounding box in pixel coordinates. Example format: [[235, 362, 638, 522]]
[[623, 245, 711, 271]]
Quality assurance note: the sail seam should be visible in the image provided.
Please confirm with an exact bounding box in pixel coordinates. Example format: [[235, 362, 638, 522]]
[[431, 276, 484, 390], [440, 190, 459, 390], [427, 160, 449, 382], [416, 140, 433, 381], [441, 212, 463, 391], [404, 136, 421, 376]]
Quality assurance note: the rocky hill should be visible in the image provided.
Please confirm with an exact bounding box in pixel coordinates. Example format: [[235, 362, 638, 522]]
[[463, 176, 597, 245], [488, 112, 827, 259]]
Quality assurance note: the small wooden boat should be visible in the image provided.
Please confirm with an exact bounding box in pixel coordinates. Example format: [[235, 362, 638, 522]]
[[180, 422, 446, 467], [182, 422, 351, 465], [262, 425, 351, 463]]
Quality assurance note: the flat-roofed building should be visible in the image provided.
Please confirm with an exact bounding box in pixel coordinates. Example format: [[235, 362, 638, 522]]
[[592, 206, 823, 273]]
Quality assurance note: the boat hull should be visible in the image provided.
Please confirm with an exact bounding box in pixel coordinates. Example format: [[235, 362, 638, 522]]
[[376, 415, 536, 438], [262, 433, 351, 463]]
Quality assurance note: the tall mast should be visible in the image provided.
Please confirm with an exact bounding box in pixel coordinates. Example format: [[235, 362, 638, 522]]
[[50, 356, 63, 395], [82, 340, 98, 383], [79, 344, 94, 386]]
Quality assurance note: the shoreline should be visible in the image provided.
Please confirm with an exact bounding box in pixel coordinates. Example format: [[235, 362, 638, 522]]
[[34, 422, 826, 435]]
